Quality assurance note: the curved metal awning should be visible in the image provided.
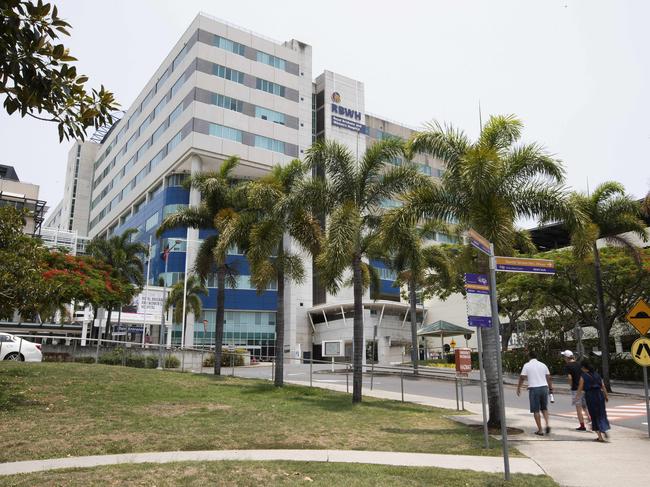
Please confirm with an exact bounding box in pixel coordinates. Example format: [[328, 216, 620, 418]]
[[417, 320, 474, 337]]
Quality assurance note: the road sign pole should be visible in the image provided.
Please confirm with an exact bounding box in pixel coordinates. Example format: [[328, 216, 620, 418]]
[[476, 329, 490, 448], [489, 243, 510, 481], [643, 367, 650, 436]]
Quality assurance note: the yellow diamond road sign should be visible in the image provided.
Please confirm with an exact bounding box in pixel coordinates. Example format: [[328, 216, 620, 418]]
[[626, 299, 650, 335], [631, 337, 650, 367]]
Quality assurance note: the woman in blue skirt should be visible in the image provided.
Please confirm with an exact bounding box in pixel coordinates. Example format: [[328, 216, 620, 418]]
[[576, 360, 610, 442]]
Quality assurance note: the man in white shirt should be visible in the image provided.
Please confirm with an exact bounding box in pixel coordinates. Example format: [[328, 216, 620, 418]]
[[516, 350, 554, 436]]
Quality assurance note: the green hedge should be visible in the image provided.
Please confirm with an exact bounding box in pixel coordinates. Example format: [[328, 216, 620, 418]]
[[73, 356, 96, 364], [97, 348, 169, 369], [202, 350, 245, 368]]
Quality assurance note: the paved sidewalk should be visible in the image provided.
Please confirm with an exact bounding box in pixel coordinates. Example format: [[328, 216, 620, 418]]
[[0, 449, 544, 477], [284, 378, 650, 487]]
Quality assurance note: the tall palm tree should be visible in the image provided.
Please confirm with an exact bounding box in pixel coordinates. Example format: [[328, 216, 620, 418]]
[[399, 115, 577, 426], [567, 182, 647, 390], [157, 156, 243, 376], [217, 160, 321, 386], [87, 227, 146, 337], [380, 216, 453, 374], [304, 138, 422, 403], [163, 274, 208, 342]]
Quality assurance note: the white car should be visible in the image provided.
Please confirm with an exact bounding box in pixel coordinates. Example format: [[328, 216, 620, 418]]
[[0, 333, 43, 362]]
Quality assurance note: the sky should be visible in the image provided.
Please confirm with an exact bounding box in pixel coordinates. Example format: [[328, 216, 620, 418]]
[[1, 0, 649, 220]]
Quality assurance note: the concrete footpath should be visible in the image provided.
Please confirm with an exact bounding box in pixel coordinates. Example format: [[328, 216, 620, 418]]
[[285, 378, 650, 487], [0, 449, 543, 477]]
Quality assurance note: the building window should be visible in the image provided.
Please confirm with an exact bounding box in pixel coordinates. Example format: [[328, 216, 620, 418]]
[[256, 51, 286, 70], [145, 212, 160, 232], [168, 103, 183, 125], [150, 149, 165, 170], [212, 93, 243, 113], [141, 89, 155, 110], [171, 73, 188, 97], [213, 35, 245, 56], [419, 164, 432, 176], [161, 237, 187, 252], [154, 97, 167, 118], [209, 123, 243, 143], [151, 121, 167, 144], [166, 173, 188, 187], [254, 135, 285, 153], [254, 106, 286, 125], [137, 139, 151, 161], [163, 203, 188, 218], [212, 64, 245, 84], [167, 131, 182, 152], [255, 78, 285, 97], [378, 267, 397, 281]]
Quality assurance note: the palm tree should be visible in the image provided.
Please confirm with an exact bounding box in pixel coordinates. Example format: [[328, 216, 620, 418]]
[[163, 274, 208, 343], [157, 156, 242, 376], [304, 138, 422, 403], [217, 160, 321, 386], [567, 182, 647, 390], [399, 115, 577, 426], [380, 217, 453, 374], [87, 227, 146, 337]]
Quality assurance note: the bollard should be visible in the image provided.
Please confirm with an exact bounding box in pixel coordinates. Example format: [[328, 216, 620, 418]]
[[181, 348, 185, 372], [72, 338, 77, 361], [271, 358, 275, 381], [18, 337, 23, 361], [460, 377, 465, 410], [231, 352, 235, 377], [400, 371, 404, 402], [455, 376, 459, 411], [346, 371, 349, 393], [309, 358, 313, 388]]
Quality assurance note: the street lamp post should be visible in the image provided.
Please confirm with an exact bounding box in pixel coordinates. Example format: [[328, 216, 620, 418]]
[[158, 239, 181, 370]]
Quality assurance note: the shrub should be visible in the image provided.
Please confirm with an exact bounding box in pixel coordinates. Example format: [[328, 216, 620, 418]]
[[202, 350, 245, 368], [145, 356, 158, 368], [165, 355, 180, 368], [73, 356, 95, 364]]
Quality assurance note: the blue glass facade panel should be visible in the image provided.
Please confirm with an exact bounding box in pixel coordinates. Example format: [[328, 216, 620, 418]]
[[370, 258, 400, 298]]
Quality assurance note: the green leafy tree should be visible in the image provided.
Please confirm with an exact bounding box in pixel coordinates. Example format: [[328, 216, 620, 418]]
[[400, 115, 577, 426], [567, 182, 647, 390], [157, 156, 243, 376], [380, 216, 453, 373], [497, 272, 541, 350], [1, 0, 118, 140], [86, 228, 146, 336], [163, 274, 207, 341], [304, 138, 422, 403], [0, 206, 46, 320], [532, 248, 650, 384], [218, 160, 321, 386]]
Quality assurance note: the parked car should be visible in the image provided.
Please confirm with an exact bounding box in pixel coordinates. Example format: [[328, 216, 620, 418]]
[[0, 333, 43, 362]]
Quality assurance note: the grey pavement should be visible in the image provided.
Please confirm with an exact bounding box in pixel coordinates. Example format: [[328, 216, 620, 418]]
[[0, 449, 544, 477]]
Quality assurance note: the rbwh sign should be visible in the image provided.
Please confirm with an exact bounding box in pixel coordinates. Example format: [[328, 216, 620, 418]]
[[330, 92, 365, 133]]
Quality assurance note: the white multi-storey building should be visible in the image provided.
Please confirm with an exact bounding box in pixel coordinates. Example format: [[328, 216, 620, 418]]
[[48, 13, 462, 363]]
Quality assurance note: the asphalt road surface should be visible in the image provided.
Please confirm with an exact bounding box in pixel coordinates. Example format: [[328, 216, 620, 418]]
[[226, 363, 650, 433]]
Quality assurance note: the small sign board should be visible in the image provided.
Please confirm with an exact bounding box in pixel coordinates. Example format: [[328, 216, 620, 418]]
[[495, 256, 556, 275], [626, 299, 650, 335], [631, 337, 650, 367], [322, 340, 344, 357], [455, 348, 472, 376], [464, 273, 492, 328], [468, 229, 491, 256]]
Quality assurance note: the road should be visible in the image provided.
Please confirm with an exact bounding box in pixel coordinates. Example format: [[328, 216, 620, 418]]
[[224, 362, 649, 433]]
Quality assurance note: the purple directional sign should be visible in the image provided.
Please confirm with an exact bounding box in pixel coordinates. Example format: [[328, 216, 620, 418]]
[[464, 273, 492, 328]]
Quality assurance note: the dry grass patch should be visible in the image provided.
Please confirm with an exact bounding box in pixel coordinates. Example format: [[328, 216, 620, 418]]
[[0, 461, 558, 487], [0, 363, 515, 463]]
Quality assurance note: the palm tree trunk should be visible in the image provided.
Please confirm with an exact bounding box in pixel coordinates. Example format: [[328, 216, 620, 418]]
[[274, 244, 285, 387], [408, 278, 419, 375], [214, 266, 226, 376], [482, 325, 501, 427], [593, 243, 611, 392], [352, 253, 364, 403]]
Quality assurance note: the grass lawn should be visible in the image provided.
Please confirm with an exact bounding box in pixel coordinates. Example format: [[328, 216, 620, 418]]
[[0, 461, 558, 487], [0, 363, 513, 463]]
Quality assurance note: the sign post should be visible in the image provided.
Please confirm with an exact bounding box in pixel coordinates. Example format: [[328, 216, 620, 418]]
[[626, 299, 650, 438], [467, 231, 510, 478], [464, 272, 490, 449]]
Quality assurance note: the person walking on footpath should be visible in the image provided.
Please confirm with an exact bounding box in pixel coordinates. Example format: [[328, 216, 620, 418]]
[[575, 360, 610, 442], [516, 350, 554, 436], [561, 350, 590, 430]]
